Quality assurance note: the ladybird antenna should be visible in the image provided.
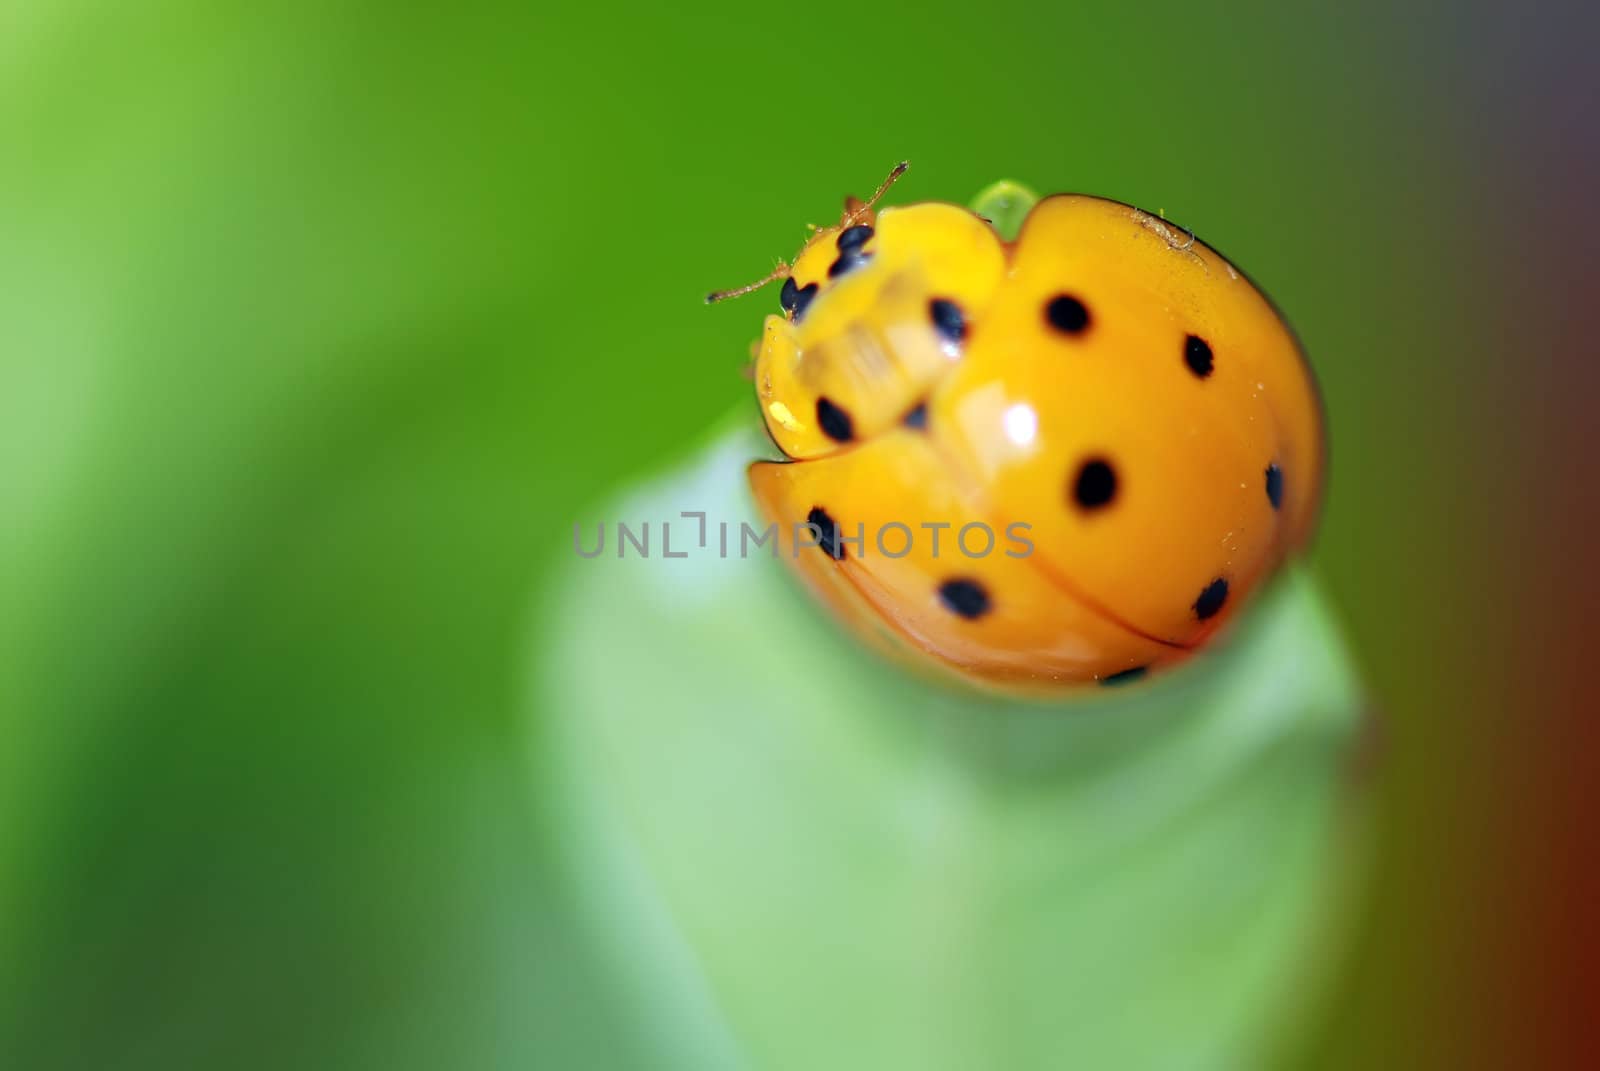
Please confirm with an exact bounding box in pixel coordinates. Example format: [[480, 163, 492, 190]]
[[867, 160, 910, 209], [705, 260, 791, 305], [842, 160, 911, 227], [708, 162, 909, 305]]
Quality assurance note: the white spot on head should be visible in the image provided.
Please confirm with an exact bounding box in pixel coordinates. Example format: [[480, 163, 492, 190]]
[[1003, 403, 1038, 446], [767, 400, 799, 431]]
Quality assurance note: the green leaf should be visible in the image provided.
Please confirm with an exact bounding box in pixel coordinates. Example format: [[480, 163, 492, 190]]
[[968, 179, 1041, 240], [536, 418, 1368, 1070]]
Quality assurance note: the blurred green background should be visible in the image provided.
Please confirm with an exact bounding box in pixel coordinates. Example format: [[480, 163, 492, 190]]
[[2, 2, 1594, 1067]]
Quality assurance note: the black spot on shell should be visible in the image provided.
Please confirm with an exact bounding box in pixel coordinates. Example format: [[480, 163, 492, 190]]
[[1100, 666, 1148, 686], [1193, 578, 1229, 621], [807, 506, 844, 560], [902, 402, 928, 429], [938, 578, 991, 619], [828, 249, 871, 279], [1072, 458, 1117, 510], [1045, 295, 1090, 334], [791, 281, 819, 321], [929, 298, 966, 346], [836, 224, 873, 252], [1265, 464, 1284, 510], [1184, 334, 1214, 378], [816, 396, 855, 443], [779, 276, 799, 314]]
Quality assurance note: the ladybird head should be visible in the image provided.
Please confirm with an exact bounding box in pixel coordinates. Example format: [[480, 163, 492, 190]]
[[705, 161, 910, 313], [724, 165, 1010, 460]]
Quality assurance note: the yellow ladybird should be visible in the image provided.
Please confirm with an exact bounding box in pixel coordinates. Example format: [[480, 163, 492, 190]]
[[711, 165, 1324, 693]]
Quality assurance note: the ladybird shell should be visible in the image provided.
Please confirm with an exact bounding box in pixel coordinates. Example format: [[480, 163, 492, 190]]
[[747, 191, 1323, 691]]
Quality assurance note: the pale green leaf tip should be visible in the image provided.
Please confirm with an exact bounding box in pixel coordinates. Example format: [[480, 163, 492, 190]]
[[969, 179, 1041, 240], [535, 420, 1369, 1068]]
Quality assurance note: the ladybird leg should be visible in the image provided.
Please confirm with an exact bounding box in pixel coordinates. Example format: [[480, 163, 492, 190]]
[[1150, 209, 1197, 251], [1130, 208, 1207, 269]]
